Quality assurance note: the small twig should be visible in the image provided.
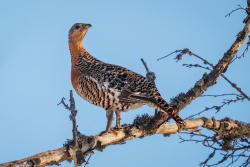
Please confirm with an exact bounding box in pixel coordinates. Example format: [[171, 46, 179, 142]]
[[140, 58, 150, 73], [58, 97, 70, 110], [225, 5, 246, 18], [83, 153, 93, 167], [231, 35, 250, 63], [69, 90, 80, 167], [140, 58, 156, 82], [157, 48, 196, 62], [69, 90, 79, 148], [157, 50, 181, 61], [220, 75, 250, 101], [182, 63, 212, 71], [58, 90, 81, 167], [186, 95, 245, 119], [201, 93, 241, 98]]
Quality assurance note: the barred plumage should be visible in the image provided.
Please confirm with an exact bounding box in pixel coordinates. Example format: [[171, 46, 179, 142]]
[[69, 23, 184, 132]]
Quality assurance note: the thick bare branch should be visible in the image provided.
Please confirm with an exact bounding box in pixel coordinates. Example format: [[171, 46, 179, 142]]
[[1, 117, 249, 167]]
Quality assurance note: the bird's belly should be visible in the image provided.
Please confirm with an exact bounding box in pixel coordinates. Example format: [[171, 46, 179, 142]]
[[73, 76, 144, 112], [122, 102, 144, 112]]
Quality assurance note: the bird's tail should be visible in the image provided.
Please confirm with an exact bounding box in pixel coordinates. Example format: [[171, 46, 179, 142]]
[[130, 94, 184, 124]]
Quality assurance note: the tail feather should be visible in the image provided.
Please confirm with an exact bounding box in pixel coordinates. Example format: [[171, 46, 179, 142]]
[[130, 94, 184, 124]]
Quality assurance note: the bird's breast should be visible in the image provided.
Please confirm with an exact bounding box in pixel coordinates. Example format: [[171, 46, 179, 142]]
[[72, 70, 144, 112]]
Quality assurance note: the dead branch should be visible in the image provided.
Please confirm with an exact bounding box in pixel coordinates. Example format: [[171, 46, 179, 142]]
[[225, 5, 246, 18], [1, 116, 250, 167], [140, 58, 156, 82], [58, 90, 87, 167]]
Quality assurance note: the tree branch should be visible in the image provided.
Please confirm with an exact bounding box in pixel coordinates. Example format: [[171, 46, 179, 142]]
[[180, 118, 250, 167], [1, 117, 249, 167], [150, 10, 250, 128], [58, 90, 86, 167], [158, 48, 250, 101]]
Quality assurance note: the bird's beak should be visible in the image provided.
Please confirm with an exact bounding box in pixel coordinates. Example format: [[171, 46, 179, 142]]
[[84, 24, 92, 28]]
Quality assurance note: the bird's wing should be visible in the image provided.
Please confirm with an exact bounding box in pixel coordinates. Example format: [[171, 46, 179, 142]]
[[102, 63, 163, 102], [84, 62, 160, 100]]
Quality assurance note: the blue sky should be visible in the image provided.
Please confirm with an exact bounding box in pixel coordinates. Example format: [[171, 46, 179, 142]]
[[0, 0, 249, 166]]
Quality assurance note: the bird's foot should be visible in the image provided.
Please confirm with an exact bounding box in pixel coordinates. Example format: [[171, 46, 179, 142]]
[[100, 126, 121, 136], [176, 120, 186, 133], [100, 130, 111, 136], [169, 109, 186, 132], [114, 124, 122, 130]]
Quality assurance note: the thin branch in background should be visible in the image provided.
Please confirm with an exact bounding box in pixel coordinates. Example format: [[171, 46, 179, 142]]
[[186, 95, 245, 119], [157, 48, 190, 61], [201, 93, 241, 98], [231, 35, 250, 63], [225, 3, 250, 24], [58, 90, 92, 167], [203, 96, 245, 113], [180, 129, 250, 167], [58, 97, 70, 110], [225, 5, 246, 18], [157, 48, 250, 101], [182, 63, 212, 71], [83, 154, 93, 167]]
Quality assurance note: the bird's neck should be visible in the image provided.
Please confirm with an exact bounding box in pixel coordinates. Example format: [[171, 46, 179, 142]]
[[69, 38, 85, 59], [69, 38, 100, 64]]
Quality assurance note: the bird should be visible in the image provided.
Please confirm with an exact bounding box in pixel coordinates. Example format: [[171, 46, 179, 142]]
[[68, 23, 184, 132]]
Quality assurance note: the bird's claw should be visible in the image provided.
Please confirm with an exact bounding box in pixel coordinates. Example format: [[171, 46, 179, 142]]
[[176, 121, 186, 132], [100, 126, 121, 136], [114, 124, 122, 130]]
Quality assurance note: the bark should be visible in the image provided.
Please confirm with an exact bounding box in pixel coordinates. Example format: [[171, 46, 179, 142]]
[[1, 118, 250, 167]]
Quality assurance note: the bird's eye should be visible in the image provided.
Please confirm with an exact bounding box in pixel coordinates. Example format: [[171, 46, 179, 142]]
[[75, 25, 80, 29]]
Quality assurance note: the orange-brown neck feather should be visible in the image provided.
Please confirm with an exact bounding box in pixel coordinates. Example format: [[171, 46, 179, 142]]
[[69, 32, 86, 62]]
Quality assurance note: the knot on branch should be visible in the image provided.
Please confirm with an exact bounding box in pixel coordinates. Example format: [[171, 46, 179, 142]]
[[202, 118, 250, 151], [64, 134, 96, 166], [175, 48, 192, 61], [146, 72, 156, 81], [216, 118, 250, 141]]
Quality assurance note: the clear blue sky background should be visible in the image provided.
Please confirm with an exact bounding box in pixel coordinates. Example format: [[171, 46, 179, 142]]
[[0, 0, 249, 166]]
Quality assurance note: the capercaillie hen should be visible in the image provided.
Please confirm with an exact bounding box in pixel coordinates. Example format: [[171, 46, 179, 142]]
[[69, 23, 184, 132]]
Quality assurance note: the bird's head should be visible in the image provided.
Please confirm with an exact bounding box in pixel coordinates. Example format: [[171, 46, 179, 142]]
[[68, 23, 92, 42]]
